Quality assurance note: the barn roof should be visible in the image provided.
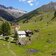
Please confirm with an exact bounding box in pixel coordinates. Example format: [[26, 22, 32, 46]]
[[17, 31, 26, 35]]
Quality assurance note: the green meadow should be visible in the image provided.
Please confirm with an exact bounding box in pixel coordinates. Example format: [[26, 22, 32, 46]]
[[0, 11, 56, 56]]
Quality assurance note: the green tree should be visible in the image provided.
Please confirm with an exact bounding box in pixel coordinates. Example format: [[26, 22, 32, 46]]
[[51, 11, 56, 21], [54, 11, 56, 17], [0, 27, 2, 35], [13, 31, 18, 41], [1, 21, 11, 36]]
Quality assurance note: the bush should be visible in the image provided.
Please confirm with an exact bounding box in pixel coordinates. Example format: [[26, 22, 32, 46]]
[[5, 36, 9, 41]]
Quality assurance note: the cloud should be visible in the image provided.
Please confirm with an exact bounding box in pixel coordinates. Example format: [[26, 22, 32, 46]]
[[27, 0, 34, 6], [19, 0, 37, 6], [29, 3, 33, 6]]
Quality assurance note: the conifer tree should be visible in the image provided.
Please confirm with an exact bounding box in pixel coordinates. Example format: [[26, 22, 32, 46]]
[[1, 21, 11, 36]]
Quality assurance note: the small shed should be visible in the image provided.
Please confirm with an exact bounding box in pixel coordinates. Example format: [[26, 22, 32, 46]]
[[16, 31, 27, 45]]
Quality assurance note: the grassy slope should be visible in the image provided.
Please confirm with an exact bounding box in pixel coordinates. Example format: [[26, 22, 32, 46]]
[[0, 12, 56, 56]]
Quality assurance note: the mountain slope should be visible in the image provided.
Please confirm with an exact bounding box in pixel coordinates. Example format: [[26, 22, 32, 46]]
[[0, 4, 26, 22], [17, 2, 56, 22], [0, 9, 15, 21], [37, 2, 56, 12]]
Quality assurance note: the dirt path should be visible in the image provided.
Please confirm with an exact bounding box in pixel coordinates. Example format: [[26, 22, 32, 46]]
[[7, 42, 17, 56]]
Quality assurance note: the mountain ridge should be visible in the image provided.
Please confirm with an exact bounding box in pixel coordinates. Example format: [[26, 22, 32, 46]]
[[17, 2, 56, 22], [0, 4, 26, 22], [0, 2, 56, 22], [37, 2, 56, 12]]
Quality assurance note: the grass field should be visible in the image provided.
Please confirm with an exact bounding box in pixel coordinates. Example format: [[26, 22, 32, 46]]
[[0, 21, 56, 56], [0, 12, 56, 56]]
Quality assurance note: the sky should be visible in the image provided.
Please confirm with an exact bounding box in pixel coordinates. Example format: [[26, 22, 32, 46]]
[[0, 0, 56, 12]]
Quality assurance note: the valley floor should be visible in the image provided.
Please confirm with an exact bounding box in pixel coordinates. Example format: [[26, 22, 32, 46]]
[[0, 20, 56, 56]]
